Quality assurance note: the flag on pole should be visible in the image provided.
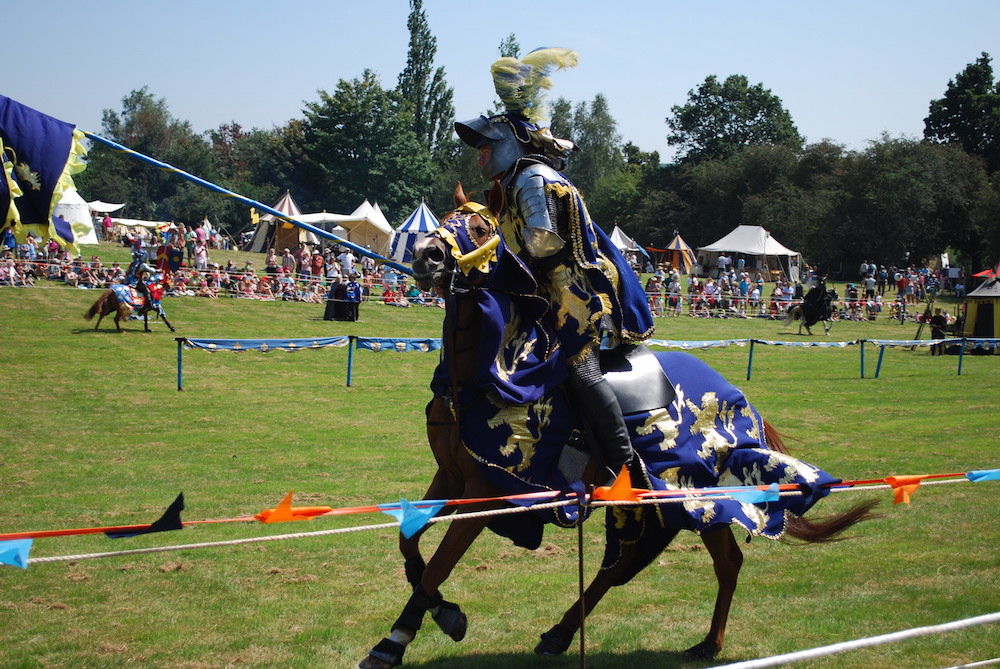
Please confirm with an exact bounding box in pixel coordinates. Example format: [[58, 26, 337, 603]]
[[0, 95, 87, 255]]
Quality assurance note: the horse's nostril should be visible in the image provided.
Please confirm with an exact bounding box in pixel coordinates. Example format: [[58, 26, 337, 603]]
[[427, 248, 445, 263]]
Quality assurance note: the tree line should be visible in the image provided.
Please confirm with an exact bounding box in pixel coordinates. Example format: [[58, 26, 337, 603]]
[[75, 1, 999, 273]]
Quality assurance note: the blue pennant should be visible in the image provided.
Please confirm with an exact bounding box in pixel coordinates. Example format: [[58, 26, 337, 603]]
[[0, 539, 32, 569], [556, 481, 587, 524], [724, 483, 780, 504], [967, 469, 1000, 482], [380, 499, 446, 539]]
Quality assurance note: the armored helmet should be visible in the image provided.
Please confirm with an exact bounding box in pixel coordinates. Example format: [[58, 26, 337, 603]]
[[455, 48, 579, 181]]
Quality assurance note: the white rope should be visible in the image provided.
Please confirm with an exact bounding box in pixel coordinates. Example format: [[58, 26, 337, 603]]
[[26, 499, 577, 565], [27, 520, 401, 564], [710, 612, 1000, 669], [26, 475, 983, 565], [942, 659, 1000, 669]]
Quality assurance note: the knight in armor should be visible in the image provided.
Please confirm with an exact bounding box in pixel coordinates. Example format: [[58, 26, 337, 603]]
[[455, 48, 654, 484]]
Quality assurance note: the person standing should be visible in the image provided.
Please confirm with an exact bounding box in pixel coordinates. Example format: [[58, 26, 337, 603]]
[[337, 247, 357, 278], [343, 272, 363, 321], [929, 308, 948, 356], [281, 248, 296, 275]]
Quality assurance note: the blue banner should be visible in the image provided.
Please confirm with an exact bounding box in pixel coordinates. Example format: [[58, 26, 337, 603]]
[[182, 337, 350, 352], [646, 338, 748, 350], [354, 338, 442, 353]]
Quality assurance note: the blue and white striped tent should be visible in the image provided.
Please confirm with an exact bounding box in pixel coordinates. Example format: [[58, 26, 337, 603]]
[[390, 201, 438, 262]]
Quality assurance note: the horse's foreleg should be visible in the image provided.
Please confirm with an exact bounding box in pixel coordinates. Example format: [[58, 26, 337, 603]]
[[685, 526, 743, 659], [362, 514, 490, 669], [398, 467, 459, 589]]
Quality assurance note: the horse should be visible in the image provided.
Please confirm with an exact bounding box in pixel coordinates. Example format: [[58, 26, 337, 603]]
[[359, 188, 878, 668], [783, 280, 836, 335], [84, 269, 175, 333]]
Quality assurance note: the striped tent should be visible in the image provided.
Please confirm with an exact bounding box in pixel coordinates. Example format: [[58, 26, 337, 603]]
[[245, 190, 320, 253], [664, 233, 697, 273], [390, 201, 438, 263]]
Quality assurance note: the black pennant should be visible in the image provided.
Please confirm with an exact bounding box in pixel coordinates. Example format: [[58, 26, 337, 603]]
[[105, 493, 185, 539]]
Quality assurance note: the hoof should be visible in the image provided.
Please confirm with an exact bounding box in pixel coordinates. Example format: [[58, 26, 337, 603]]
[[359, 656, 395, 669], [361, 638, 404, 668], [534, 624, 573, 656], [432, 600, 466, 642], [684, 639, 721, 659]]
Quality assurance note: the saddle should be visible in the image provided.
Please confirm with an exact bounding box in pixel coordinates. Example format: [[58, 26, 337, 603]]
[[600, 344, 676, 414], [556, 345, 676, 482]]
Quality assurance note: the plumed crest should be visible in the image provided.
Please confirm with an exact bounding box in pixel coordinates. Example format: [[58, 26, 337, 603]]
[[490, 47, 579, 124]]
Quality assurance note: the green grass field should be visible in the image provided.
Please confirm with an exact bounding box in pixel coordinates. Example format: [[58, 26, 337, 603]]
[[1, 243, 997, 668]]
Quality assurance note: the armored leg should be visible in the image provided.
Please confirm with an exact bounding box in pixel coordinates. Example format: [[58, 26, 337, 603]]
[[566, 347, 643, 483]]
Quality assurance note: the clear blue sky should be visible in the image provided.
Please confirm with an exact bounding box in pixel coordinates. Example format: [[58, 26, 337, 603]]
[[7, 0, 1000, 161]]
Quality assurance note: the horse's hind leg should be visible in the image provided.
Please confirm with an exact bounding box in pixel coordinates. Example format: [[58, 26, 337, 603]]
[[534, 562, 619, 656], [536, 525, 682, 656], [685, 525, 743, 659]]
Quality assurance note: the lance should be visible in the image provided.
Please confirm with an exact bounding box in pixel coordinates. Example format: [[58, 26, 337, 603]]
[[83, 131, 414, 276]]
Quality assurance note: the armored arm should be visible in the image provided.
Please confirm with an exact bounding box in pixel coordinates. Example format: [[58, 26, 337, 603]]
[[511, 165, 565, 259]]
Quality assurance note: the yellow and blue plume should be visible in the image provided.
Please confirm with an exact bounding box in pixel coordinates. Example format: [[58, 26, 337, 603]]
[[490, 47, 579, 124]]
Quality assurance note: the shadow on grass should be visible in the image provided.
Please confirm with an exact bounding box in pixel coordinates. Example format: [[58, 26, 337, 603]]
[[71, 326, 156, 334], [405, 648, 730, 669]]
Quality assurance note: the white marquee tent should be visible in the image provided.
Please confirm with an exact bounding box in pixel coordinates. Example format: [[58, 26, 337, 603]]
[[87, 200, 126, 214], [698, 224, 802, 282], [296, 199, 394, 255], [389, 201, 438, 262], [52, 188, 98, 245], [609, 225, 649, 259]]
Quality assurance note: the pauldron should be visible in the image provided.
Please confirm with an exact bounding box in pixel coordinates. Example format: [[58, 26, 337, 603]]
[[509, 163, 566, 259]]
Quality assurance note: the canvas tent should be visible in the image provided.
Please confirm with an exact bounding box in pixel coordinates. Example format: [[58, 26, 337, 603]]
[[292, 199, 395, 255], [698, 225, 802, 282], [245, 191, 321, 253], [52, 188, 98, 245], [390, 201, 438, 263], [609, 225, 649, 259], [961, 262, 1000, 341], [659, 233, 696, 273], [646, 234, 696, 274], [87, 200, 125, 214]]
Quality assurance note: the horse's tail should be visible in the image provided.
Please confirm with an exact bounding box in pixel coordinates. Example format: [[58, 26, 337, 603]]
[[763, 419, 882, 542], [84, 290, 114, 320], [763, 419, 790, 454], [785, 499, 881, 543], [782, 305, 800, 326]]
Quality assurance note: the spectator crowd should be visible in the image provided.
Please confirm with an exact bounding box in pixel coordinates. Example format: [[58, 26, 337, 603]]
[[0, 224, 963, 327]]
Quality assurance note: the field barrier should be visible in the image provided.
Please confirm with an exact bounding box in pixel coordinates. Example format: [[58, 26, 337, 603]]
[[6, 473, 998, 667], [173, 336, 1000, 390], [710, 612, 1000, 668]]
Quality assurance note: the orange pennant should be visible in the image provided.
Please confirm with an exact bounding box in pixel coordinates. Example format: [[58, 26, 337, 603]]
[[594, 466, 640, 503], [254, 491, 334, 523], [886, 475, 926, 505]]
